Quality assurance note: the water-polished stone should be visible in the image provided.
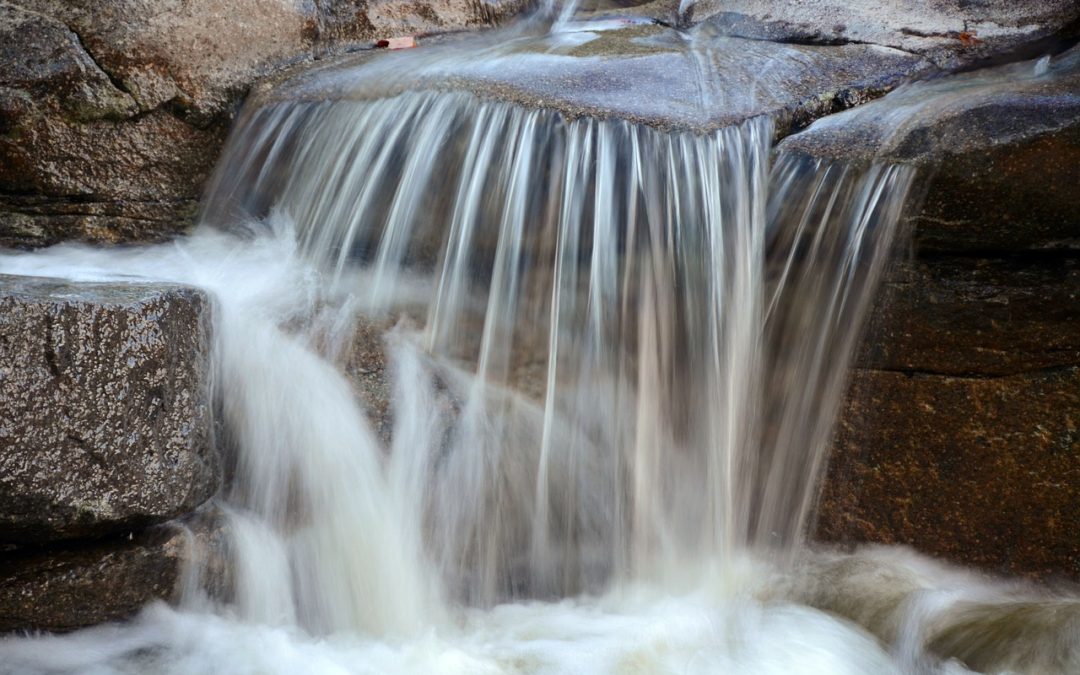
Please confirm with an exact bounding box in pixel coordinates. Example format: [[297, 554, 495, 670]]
[[0, 274, 216, 543], [258, 21, 931, 135], [780, 44, 1080, 252]]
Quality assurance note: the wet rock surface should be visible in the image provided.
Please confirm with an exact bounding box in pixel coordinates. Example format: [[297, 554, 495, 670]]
[[819, 366, 1080, 580], [856, 256, 1080, 377], [468, 29, 929, 134], [685, 0, 1080, 70], [0, 274, 216, 543], [263, 22, 932, 135], [780, 44, 1080, 252], [0, 508, 228, 633], [0, 0, 529, 249]]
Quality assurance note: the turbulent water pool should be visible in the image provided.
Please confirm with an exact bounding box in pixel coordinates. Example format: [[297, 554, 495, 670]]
[[1, 8, 1078, 675]]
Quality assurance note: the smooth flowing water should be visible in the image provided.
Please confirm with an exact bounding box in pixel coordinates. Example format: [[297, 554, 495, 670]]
[[0, 16, 1077, 675]]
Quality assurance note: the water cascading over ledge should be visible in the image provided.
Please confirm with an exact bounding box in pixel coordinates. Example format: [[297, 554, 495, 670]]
[[194, 76, 915, 626], [7, 14, 1080, 672]]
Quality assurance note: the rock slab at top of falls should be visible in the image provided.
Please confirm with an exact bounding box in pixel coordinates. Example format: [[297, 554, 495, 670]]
[[255, 21, 934, 136], [0, 275, 217, 543]]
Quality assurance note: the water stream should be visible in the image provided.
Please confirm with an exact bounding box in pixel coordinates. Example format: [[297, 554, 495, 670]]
[[0, 13, 1077, 675]]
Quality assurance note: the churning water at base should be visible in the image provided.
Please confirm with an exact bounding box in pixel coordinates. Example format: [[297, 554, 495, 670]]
[[1, 26, 1078, 675]]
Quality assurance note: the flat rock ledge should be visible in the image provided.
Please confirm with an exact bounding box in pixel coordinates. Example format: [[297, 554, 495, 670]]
[[0, 274, 217, 543]]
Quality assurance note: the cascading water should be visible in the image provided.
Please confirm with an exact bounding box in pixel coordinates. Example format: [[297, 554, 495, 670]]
[[0, 16, 1076, 675], [201, 88, 914, 611]]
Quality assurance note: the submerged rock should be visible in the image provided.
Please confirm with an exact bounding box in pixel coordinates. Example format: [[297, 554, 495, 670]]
[[786, 550, 1080, 674], [0, 275, 216, 543]]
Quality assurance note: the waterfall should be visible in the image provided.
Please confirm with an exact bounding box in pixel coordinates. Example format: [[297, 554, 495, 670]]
[[26, 26, 1064, 675], [190, 86, 916, 616]]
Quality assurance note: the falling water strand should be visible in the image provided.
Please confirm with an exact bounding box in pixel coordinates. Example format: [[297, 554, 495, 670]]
[[201, 90, 916, 606]]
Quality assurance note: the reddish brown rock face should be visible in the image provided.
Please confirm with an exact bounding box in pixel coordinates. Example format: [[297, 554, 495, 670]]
[[796, 43, 1080, 582], [816, 250, 1080, 583], [818, 367, 1080, 580]]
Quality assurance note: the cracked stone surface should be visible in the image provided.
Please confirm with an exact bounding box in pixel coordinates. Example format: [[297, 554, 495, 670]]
[[682, 0, 1080, 70], [0, 0, 530, 249], [780, 44, 1080, 252], [0, 274, 216, 543]]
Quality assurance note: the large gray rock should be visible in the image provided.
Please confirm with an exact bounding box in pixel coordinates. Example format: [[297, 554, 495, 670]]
[[0, 275, 216, 543], [781, 44, 1080, 252], [0, 0, 529, 249], [684, 0, 1080, 70]]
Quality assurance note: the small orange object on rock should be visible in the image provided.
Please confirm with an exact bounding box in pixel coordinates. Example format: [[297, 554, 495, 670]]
[[378, 36, 417, 50]]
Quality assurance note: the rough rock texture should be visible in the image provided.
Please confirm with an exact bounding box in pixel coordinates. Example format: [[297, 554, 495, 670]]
[[0, 0, 529, 249], [0, 508, 228, 633], [819, 366, 1080, 580], [855, 257, 1080, 377], [684, 0, 1080, 70], [800, 43, 1080, 578], [0, 275, 216, 543]]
